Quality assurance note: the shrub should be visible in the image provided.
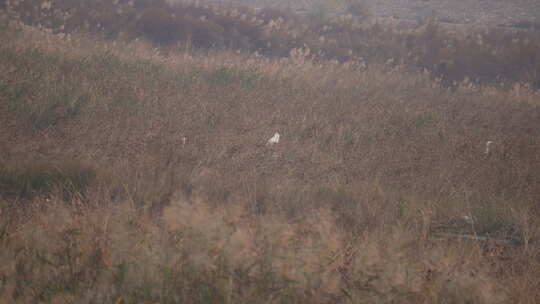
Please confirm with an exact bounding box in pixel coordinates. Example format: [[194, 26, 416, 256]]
[[136, 7, 181, 44]]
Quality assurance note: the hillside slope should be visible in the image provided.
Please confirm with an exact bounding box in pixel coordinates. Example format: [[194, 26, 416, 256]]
[[1, 21, 540, 303]]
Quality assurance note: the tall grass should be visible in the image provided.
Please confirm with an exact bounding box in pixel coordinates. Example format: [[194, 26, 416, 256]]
[[1, 18, 540, 303]]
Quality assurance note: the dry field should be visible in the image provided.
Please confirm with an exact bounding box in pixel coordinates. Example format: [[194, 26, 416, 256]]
[[369, 0, 540, 26], [1, 8, 540, 304], [187, 0, 540, 28]]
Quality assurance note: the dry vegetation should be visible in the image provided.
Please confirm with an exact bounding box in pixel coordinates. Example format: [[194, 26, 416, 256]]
[[1, 2, 540, 303], [4, 0, 540, 88]]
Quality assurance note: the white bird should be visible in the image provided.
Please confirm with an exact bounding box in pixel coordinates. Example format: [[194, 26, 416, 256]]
[[267, 132, 280, 146], [462, 214, 475, 225], [485, 141, 494, 155]]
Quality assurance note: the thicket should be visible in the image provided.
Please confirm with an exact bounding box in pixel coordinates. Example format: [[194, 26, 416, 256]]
[[3, 0, 540, 88]]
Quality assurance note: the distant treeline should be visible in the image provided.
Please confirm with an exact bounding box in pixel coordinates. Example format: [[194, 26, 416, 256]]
[[3, 0, 540, 88]]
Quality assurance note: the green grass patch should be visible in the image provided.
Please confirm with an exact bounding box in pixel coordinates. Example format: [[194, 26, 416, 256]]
[[207, 66, 263, 88], [0, 165, 96, 201]]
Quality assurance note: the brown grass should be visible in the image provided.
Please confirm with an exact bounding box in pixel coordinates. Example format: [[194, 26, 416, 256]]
[[0, 16, 540, 303]]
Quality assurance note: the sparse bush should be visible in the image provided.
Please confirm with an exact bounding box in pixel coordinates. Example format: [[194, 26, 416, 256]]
[[136, 7, 181, 44]]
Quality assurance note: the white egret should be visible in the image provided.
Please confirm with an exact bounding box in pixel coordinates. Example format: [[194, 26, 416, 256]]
[[485, 141, 494, 155], [267, 132, 280, 146]]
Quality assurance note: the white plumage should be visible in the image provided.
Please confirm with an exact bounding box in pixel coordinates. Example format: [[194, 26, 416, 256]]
[[267, 132, 280, 145], [485, 141, 494, 155]]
